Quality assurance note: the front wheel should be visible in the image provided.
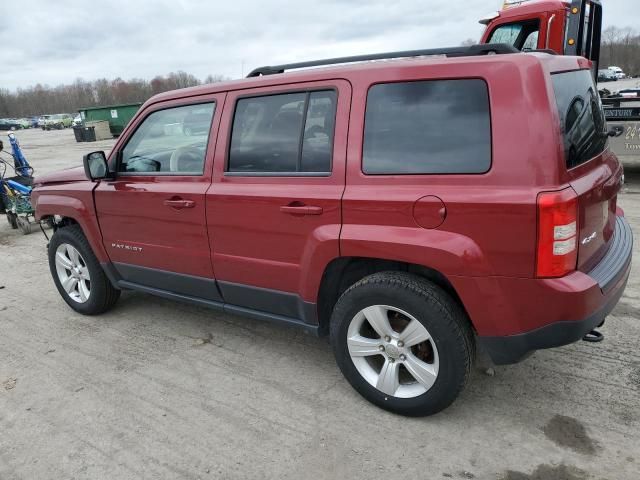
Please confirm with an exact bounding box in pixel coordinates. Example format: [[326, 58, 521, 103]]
[[330, 272, 474, 416], [48, 225, 120, 315]]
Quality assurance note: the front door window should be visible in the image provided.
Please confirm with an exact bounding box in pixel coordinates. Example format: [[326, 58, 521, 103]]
[[120, 103, 215, 175]]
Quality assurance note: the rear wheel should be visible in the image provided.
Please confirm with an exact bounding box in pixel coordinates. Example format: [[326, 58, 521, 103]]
[[330, 272, 474, 416], [48, 225, 120, 315]]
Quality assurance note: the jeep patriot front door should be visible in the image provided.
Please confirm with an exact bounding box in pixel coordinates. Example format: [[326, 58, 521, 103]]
[[94, 94, 225, 299]]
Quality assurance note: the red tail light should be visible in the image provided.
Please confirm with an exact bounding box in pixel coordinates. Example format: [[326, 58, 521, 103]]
[[536, 188, 578, 278]]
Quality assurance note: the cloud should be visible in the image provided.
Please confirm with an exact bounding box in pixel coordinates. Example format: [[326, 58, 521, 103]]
[[0, 0, 632, 90]]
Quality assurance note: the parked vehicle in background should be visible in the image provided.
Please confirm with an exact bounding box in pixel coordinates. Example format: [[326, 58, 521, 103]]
[[598, 69, 617, 82], [618, 89, 640, 99], [608, 66, 626, 79], [602, 95, 640, 165], [29, 117, 39, 128], [38, 115, 51, 128], [480, 0, 602, 68], [43, 114, 73, 130], [17, 118, 31, 129], [0, 119, 25, 130], [32, 47, 632, 416], [72, 114, 82, 127]]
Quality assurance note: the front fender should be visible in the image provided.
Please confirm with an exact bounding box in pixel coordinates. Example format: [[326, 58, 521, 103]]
[[33, 189, 108, 263]]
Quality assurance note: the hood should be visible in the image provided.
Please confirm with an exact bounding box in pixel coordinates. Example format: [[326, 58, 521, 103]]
[[34, 166, 88, 186]]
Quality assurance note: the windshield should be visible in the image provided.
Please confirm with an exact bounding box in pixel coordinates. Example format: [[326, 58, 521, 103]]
[[488, 20, 540, 50]]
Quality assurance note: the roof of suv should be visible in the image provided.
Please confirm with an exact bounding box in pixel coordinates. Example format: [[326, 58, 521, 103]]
[[149, 51, 592, 105]]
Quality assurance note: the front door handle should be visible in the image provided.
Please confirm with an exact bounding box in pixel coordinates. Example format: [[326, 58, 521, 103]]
[[164, 198, 195, 209], [280, 203, 323, 215]]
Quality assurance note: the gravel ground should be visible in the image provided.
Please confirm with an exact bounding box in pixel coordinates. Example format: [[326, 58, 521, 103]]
[[0, 128, 639, 480]]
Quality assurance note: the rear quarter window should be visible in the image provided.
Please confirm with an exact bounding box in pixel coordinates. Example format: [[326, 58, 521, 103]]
[[552, 70, 607, 169], [363, 79, 492, 174]]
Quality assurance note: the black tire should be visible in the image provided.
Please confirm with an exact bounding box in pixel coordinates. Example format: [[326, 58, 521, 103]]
[[48, 225, 120, 315], [17, 217, 31, 235], [7, 212, 18, 229], [330, 272, 474, 416]]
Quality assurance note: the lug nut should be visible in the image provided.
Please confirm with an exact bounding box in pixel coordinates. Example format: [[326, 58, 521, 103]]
[[378, 345, 385, 351], [397, 341, 404, 347], [399, 354, 406, 361], [384, 336, 391, 342]]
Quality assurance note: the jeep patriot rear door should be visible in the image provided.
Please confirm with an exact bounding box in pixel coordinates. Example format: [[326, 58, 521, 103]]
[[94, 94, 225, 299], [207, 81, 350, 323]]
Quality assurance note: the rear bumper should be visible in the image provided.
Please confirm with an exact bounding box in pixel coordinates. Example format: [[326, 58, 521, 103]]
[[477, 215, 632, 365]]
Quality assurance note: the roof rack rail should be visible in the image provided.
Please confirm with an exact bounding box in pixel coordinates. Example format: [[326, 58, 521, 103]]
[[246, 43, 520, 78]]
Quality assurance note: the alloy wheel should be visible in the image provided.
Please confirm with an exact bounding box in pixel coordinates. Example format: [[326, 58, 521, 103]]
[[54, 243, 91, 303], [347, 305, 439, 398]]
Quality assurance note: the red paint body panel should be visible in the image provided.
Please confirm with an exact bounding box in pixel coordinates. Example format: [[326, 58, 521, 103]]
[[449, 258, 630, 337], [32, 181, 109, 263], [207, 80, 350, 301], [94, 93, 225, 278], [566, 149, 622, 272], [341, 56, 558, 279]]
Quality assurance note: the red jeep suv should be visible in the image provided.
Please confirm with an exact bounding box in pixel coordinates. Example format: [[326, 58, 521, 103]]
[[32, 45, 632, 416]]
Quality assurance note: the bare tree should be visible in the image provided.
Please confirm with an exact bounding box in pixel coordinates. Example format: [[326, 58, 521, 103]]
[[600, 26, 640, 75]]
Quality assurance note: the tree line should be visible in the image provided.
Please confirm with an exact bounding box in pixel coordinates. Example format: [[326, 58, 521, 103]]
[[0, 71, 228, 119], [600, 26, 640, 76]]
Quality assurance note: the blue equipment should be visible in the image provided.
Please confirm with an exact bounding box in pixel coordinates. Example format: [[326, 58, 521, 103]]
[[8, 132, 31, 176], [1, 133, 35, 234], [6, 179, 32, 195]]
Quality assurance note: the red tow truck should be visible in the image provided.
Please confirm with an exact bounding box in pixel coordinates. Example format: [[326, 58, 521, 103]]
[[480, 0, 602, 70]]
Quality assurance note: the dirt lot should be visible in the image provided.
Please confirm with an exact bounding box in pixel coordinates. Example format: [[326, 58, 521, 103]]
[[1, 128, 639, 480]]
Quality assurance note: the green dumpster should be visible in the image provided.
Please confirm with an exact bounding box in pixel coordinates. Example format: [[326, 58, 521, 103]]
[[78, 102, 142, 137]]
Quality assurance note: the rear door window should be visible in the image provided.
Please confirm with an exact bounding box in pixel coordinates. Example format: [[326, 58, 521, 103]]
[[552, 70, 607, 169], [363, 79, 492, 174], [228, 90, 337, 174]]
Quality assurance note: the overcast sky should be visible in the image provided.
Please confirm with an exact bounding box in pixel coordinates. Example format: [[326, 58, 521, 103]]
[[0, 0, 634, 90]]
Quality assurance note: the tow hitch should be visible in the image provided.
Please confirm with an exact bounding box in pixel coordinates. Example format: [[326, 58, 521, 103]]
[[583, 320, 605, 343]]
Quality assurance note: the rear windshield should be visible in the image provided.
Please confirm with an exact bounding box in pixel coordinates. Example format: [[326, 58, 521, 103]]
[[552, 70, 607, 169]]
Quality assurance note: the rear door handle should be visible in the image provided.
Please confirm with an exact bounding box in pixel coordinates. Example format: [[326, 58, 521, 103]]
[[280, 204, 323, 215], [163, 198, 195, 209]]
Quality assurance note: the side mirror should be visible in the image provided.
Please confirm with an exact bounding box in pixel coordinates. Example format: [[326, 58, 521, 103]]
[[83, 151, 111, 181]]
